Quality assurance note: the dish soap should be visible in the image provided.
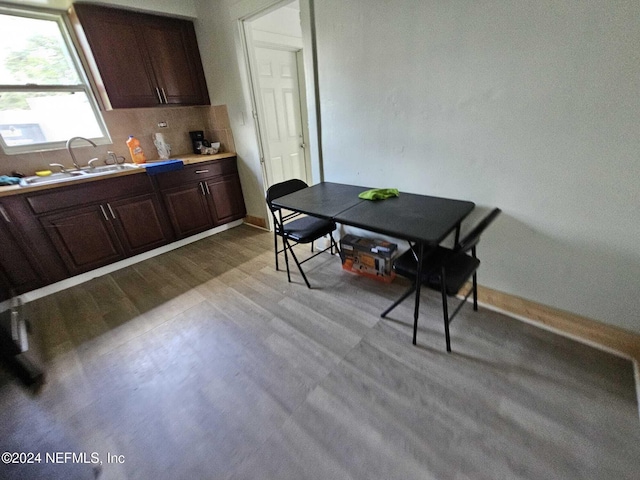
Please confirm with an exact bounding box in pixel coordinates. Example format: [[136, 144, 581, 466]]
[[126, 135, 147, 164]]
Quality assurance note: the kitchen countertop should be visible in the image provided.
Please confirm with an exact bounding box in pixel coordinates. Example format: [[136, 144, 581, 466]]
[[0, 152, 237, 198]]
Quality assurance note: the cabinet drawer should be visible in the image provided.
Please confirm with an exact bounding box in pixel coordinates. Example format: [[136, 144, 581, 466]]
[[155, 158, 237, 190], [27, 173, 154, 215]]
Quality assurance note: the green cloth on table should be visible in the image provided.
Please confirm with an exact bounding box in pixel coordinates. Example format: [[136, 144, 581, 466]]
[[358, 188, 399, 200]]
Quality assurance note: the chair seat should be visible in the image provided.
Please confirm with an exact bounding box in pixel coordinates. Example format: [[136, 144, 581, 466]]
[[277, 216, 336, 243], [394, 246, 480, 296], [383, 208, 500, 351]]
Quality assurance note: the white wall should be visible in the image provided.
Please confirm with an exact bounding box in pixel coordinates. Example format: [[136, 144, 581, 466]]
[[193, 0, 269, 223], [251, 2, 302, 45], [19, 0, 633, 332], [314, 0, 640, 333], [194, 0, 318, 224]]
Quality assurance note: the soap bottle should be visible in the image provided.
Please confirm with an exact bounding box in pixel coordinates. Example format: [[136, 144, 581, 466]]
[[126, 136, 147, 164]]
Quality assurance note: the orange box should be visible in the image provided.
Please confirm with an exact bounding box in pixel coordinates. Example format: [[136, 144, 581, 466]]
[[340, 234, 398, 283]]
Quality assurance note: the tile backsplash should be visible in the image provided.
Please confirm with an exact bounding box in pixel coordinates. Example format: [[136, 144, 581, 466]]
[[0, 105, 235, 176]]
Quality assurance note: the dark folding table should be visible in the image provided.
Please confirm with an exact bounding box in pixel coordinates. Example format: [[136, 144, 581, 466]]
[[272, 182, 475, 345], [272, 182, 366, 219]]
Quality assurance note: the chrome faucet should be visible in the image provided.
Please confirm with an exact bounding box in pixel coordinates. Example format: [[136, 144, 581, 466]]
[[66, 136, 97, 170]]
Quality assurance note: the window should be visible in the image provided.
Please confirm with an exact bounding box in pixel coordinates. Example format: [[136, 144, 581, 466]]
[[0, 5, 110, 155]]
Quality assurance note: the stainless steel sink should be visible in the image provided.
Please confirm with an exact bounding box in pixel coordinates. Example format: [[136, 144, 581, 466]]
[[19, 164, 139, 187], [87, 164, 139, 174]]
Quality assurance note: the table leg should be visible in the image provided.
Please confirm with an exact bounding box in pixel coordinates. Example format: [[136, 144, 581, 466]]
[[380, 283, 416, 318], [412, 243, 424, 345]]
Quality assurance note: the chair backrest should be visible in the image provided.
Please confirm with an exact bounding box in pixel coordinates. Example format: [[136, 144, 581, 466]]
[[266, 179, 309, 211], [454, 208, 501, 254]]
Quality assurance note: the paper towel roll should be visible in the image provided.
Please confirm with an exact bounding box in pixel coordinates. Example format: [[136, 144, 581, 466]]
[[153, 132, 171, 159]]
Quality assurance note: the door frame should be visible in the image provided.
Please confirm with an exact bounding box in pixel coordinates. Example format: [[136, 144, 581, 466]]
[[239, 0, 321, 232], [240, 16, 312, 189]]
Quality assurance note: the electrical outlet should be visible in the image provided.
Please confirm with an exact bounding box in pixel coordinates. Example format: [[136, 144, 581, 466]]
[[157, 121, 168, 128]]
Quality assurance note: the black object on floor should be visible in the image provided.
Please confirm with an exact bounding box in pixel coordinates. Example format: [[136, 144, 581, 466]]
[[0, 299, 45, 391]]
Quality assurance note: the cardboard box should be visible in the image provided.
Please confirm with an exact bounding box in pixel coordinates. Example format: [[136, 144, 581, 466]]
[[340, 234, 398, 282]]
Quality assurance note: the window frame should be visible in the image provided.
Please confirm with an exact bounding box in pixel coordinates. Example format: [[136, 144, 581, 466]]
[[0, 4, 111, 155]]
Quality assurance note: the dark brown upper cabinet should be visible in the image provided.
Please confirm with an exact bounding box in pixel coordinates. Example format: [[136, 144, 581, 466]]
[[71, 3, 210, 109]]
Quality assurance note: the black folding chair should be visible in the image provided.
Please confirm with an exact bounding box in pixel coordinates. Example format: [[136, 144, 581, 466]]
[[266, 179, 340, 288], [381, 208, 501, 351]]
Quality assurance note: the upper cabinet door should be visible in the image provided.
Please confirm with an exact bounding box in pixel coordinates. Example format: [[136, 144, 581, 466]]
[[142, 20, 210, 106], [72, 4, 210, 109], [73, 6, 159, 108]]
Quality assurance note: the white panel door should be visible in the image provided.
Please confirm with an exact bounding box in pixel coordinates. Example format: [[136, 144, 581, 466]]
[[255, 47, 308, 187]]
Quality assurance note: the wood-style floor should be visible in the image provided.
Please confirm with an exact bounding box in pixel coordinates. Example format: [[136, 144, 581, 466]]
[[1, 225, 638, 480]]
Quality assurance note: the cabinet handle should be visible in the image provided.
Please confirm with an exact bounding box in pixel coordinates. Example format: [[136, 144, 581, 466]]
[[0, 206, 10, 223], [155, 87, 163, 104], [161, 88, 168, 104], [107, 203, 116, 219], [199, 181, 206, 195], [99, 204, 110, 221], [204, 182, 210, 195], [195, 170, 209, 174]]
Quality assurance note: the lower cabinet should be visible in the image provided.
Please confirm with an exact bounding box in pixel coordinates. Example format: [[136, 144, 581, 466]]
[[0, 203, 43, 300], [162, 182, 215, 238], [6, 155, 245, 292], [109, 193, 174, 256], [40, 194, 173, 276], [40, 204, 125, 276], [208, 174, 246, 225], [28, 175, 174, 277], [157, 158, 246, 239], [0, 268, 14, 302]]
